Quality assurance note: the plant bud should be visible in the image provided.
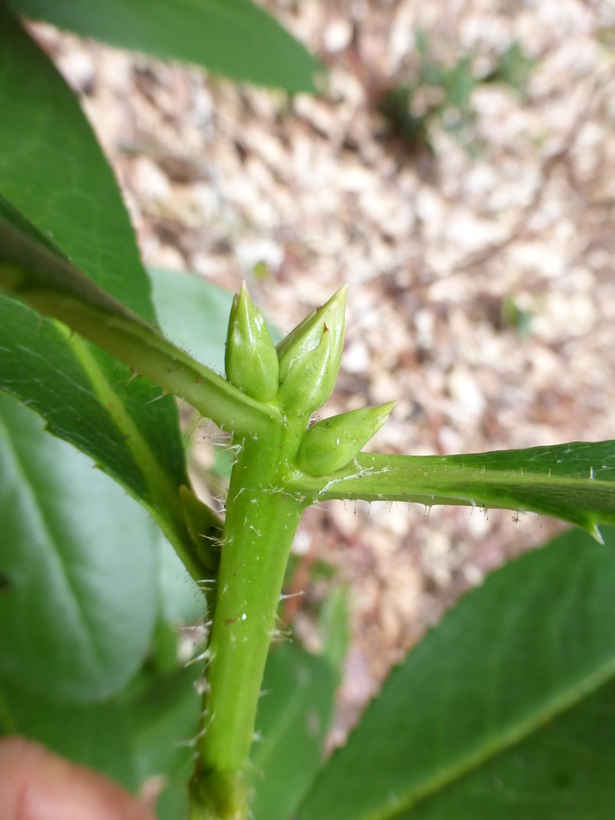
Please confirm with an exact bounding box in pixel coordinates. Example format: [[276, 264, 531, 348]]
[[225, 282, 279, 401], [276, 286, 347, 384], [297, 402, 395, 476], [275, 286, 346, 416]]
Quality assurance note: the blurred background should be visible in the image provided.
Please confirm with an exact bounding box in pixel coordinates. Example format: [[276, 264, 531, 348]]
[[28, 0, 615, 745]]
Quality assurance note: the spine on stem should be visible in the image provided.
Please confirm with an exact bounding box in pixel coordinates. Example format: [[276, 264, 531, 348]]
[[190, 433, 305, 819]]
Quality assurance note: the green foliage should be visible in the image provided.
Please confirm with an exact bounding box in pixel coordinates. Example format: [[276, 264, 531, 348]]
[[225, 283, 280, 401], [0, 12, 195, 573], [0, 5, 614, 820], [6, 0, 322, 92], [482, 42, 536, 93], [0, 678, 140, 790], [298, 527, 615, 819], [0, 392, 158, 702], [250, 645, 337, 820]]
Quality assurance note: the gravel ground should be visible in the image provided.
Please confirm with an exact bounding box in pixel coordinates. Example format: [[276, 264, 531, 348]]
[[30, 0, 615, 743]]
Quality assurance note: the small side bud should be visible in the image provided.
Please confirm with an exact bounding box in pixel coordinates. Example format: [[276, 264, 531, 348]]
[[180, 485, 223, 572], [297, 402, 395, 476], [225, 282, 279, 401], [276, 286, 346, 416]]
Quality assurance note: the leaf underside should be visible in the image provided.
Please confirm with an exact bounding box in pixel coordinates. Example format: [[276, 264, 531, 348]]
[[0, 677, 139, 791], [7, 0, 322, 92], [250, 644, 336, 820], [299, 527, 615, 820], [0, 393, 158, 702]]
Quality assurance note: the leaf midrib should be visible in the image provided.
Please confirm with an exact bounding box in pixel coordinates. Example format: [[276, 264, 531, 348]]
[[363, 655, 615, 820], [62, 329, 182, 522]]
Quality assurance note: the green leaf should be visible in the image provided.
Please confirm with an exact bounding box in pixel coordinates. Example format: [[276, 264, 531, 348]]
[[159, 531, 206, 625], [0, 677, 139, 791], [0, 392, 158, 702], [7, 0, 322, 92], [250, 644, 337, 820], [128, 664, 203, 819], [0, 650, 204, 806], [298, 527, 615, 820], [0, 9, 152, 318], [319, 586, 350, 682], [0, 15, 202, 572], [290, 442, 615, 539], [398, 676, 615, 819]]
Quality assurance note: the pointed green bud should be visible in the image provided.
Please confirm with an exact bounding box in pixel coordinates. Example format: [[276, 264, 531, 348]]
[[276, 308, 318, 382], [277, 286, 347, 384], [180, 485, 223, 573], [275, 286, 347, 416], [297, 402, 396, 476], [225, 282, 279, 401]]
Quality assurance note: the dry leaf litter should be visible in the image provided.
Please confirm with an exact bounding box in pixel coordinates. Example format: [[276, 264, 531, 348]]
[[29, 0, 615, 746]]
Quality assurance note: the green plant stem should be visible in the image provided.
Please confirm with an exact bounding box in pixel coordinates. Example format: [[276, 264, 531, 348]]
[[0, 218, 272, 436], [191, 419, 306, 820], [21, 289, 273, 437], [285, 450, 615, 535]]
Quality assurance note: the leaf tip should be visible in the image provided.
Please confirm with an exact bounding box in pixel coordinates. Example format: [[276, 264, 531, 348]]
[[587, 521, 604, 545]]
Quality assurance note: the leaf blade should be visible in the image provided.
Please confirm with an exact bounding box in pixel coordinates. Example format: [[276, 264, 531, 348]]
[[149, 267, 235, 375], [250, 644, 337, 820], [0, 15, 204, 572], [298, 527, 615, 820], [0, 393, 159, 702], [0, 7, 152, 318], [0, 678, 139, 791], [399, 676, 615, 819], [7, 0, 322, 92]]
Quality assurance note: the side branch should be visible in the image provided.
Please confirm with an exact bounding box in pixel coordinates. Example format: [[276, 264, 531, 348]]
[[285, 445, 615, 539], [0, 217, 275, 436]]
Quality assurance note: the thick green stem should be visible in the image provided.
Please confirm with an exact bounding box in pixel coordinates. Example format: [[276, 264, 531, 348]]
[[191, 418, 306, 819]]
